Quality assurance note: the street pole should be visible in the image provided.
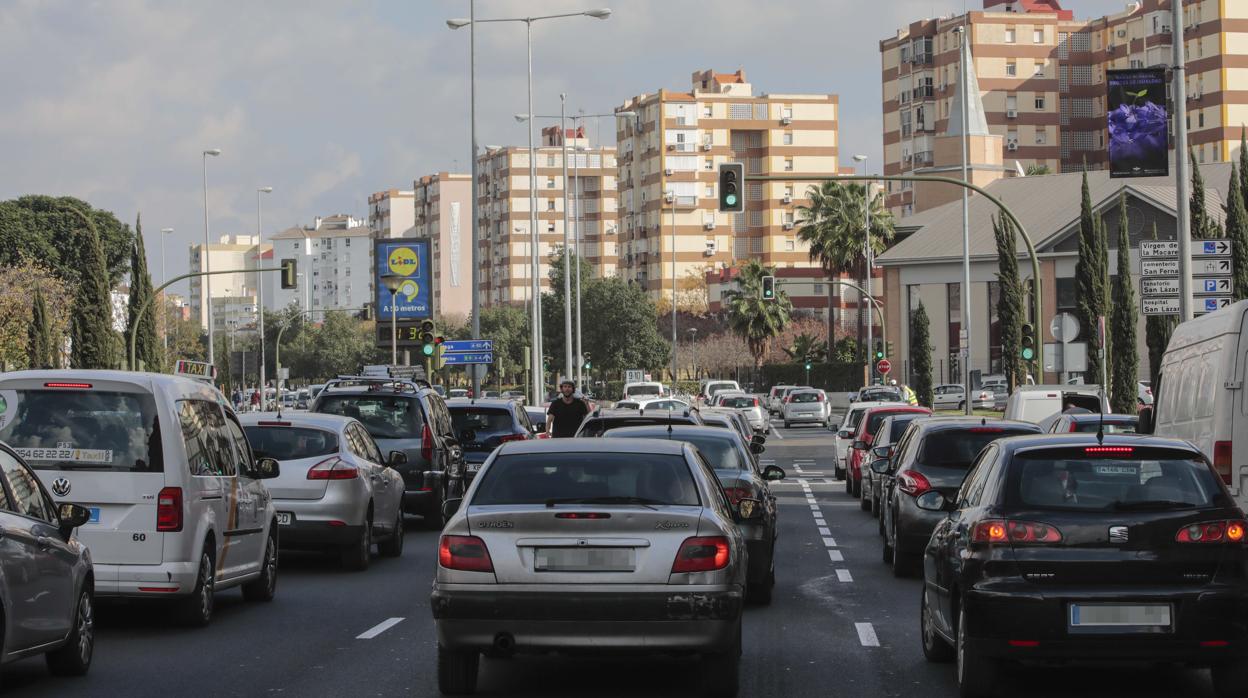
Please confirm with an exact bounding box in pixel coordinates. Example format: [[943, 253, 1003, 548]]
[[670, 200, 677, 384], [160, 227, 172, 352], [526, 20, 543, 405], [560, 93, 573, 384], [256, 187, 272, 405], [202, 148, 220, 364], [1171, 0, 1194, 321], [956, 26, 974, 416], [573, 141, 584, 389], [468, 0, 483, 397]]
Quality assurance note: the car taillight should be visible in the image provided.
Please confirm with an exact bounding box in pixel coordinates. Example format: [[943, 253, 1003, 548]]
[[671, 536, 730, 573], [722, 487, 752, 506], [438, 535, 494, 572], [307, 456, 358, 480], [157, 487, 183, 532], [973, 519, 1062, 544], [44, 382, 93, 389], [421, 423, 433, 462], [1177, 520, 1247, 543], [1069, 423, 1079, 433], [1214, 441, 1233, 485], [1085, 446, 1134, 455], [896, 471, 932, 497], [784, 396, 792, 403], [968, 427, 1004, 433], [498, 433, 528, 443], [815, 393, 824, 402]]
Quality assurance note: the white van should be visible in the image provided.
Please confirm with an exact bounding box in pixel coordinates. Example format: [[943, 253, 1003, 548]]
[[1002, 384, 1108, 428], [1153, 299, 1247, 501], [0, 370, 280, 626], [621, 382, 666, 401]]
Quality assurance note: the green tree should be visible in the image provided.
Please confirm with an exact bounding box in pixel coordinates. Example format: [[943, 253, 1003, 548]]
[[579, 276, 669, 376], [1190, 150, 1220, 239], [27, 287, 54, 369], [723, 260, 793, 369], [1024, 164, 1052, 176], [992, 215, 1025, 390], [1075, 172, 1109, 385], [68, 206, 118, 369], [1239, 127, 1248, 208], [1110, 192, 1139, 414], [478, 306, 530, 384], [796, 181, 894, 360], [782, 333, 827, 363], [1144, 223, 1177, 391], [1226, 163, 1248, 301], [0, 195, 134, 285], [126, 214, 161, 371], [910, 303, 934, 408]]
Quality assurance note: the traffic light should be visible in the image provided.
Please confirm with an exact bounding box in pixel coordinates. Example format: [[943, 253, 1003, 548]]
[[419, 320, 436, 357], [1020, 323, 1036, 361], [874, 341, 885, 361], [434, 337, 447, 369], [886, 341, 894, 358], [280, 259, 298, 289], [761, 275, 776, 300], [718, 163, 744, 212], [804, 360, 813, 371], [583, 353, 592, 370]]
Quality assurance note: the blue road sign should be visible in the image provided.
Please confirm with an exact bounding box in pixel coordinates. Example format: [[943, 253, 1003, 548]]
[[1200, 297, 1232, 313], [442, 339, 494, 353], [442, 352, 494, 365]]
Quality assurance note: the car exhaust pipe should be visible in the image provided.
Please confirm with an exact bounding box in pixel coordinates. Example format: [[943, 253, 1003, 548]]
[[493, 632, 516, 654]]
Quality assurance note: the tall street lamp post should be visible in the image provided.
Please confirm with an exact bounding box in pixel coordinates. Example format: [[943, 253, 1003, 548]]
[[256, 186, 273, 403], [382, 274, 404, 366], [160, 227, 173, 351], [852, 154, 873, 385], [202, 148, 221, 364]]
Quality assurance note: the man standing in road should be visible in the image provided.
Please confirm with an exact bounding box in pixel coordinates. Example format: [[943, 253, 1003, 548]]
[[547, 380, 591, 438]]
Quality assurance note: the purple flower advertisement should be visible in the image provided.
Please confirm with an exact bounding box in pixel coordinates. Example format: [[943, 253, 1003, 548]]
[[1107, 68, 1169, 179]]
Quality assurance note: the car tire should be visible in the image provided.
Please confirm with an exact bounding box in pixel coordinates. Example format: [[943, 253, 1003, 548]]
[[859, 486, 871, 511], [1212, 662, 1248, 698], [956, 603, 996, 698], [921, 586, 954, 663], [46, 587, 94, 676], [378, 510, 405, 558], [437, 645, 480, 695], [783, 420, 790, 429], [851, 477, 862, 499], [747, 548, 775, 606], [891, 539, 913, 578], [242, 529, 278, 602], [957, 401, 965, 411], [177, 547, 215, 627], [882, 532, 894, 564], [699, 620, 741, 697], [341, 514, 372, 572], [424, 483, 448, 531]]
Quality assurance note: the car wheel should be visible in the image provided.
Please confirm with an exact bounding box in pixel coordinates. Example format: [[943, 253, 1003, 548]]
[[746, 546, 775, 606], [342, 514, 372, 571], [178, 547, 215, 627], [437, 645, 480, 695], [424, 482, 448, 530], [859, 485, 871, 511], [46, 588, 94, 676], [891, 537, 913, 578], [1212, 662, 1248, 698], [956, 603, 996, 698], [851, 477, 862, 499], [699, 619, 741, 697], [921, 586, 954, 663], [783, 420, 790, 429], [242, 529, 278, 602], [378, 509, 405, 558], [957, 401, 965, 411]]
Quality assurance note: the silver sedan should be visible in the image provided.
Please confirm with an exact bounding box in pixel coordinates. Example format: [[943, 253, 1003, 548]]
[[240, 412, 407, 571], [781, 389, 829, 428], [431, 438, 754, 696]]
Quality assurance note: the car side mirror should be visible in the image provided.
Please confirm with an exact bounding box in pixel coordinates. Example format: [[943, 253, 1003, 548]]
[[736, 497, 763, 521], [852, 440, 869, 451], [870, 459, 890, 475], [254, 457, 281, 480], [441, 497, 462, 520], [750, 441, 765, 455], [751, 434, 766, 445], [762, 465, 786, 481], [915, 491, 948, 512], [388, 450, 408, 467], [838, 430, 853, 439], [872, 445, 891, 459], [58, 503, 91, 539]]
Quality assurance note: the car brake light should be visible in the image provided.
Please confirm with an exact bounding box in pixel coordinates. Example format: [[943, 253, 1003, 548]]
[[671, 536, 730, 573], [306, 456, 358, 480], [44, 382, 92, 389], [815, 393, 824, 402], [498, 433, 528, 444], [1214, 441, 1232, 485], [157, 487, 183, 532], [968, 427, 1004, 433], [972, 519, 1062, 544], [421, 423, 434, 462], [554, 512, 611, 519], [257, 420, 292, 427], [722, 487, 752, 506], [896, 471, 932, 497], [1069, 423, 1079, 433], [784, 396, 792, 404], [439, 535, 494, 572], [1177, 520, 1247, 543], [1085, 446, 1134, 455]]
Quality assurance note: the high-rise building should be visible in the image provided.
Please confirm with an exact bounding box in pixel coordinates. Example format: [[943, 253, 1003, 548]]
[[477, 126, 618, 308], [266, 215, 372, 319], [880, 0, 1248, 218], [413, 172, 474, 319], [368, 189, 416, 238], [614, 68, 840, 302], [188, 235, 271, 332]]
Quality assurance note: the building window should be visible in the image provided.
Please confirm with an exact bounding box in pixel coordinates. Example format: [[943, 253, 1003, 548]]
[[782, 106, 793, 120], [784, 240, 795, 251], [546, 177, 556, 188], [704, 158, 714, 170], [705, 185, 714, 198], [1198, 110, 1205, 128], [814, 283, 824, 295], [702, 104, 712, 117], [345, 238, 350, 247], [1033, 61, 1044, 77], [782, 132, 793, 145], [784, 185, 794, 198], [1033, 28, 1044, 43], [1035, 96, 1046, 110], [1005, 28, 1016, 44], [1006, 62, 1018, 77], [547, 200, 556, 211], [1035, 130, 1047, 145], [784, 158, 794, 171], [547, 222, 556, 233]]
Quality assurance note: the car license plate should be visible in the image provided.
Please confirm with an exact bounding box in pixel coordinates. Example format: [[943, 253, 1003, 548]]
[[87, 507, 100, 524], [466, 462, 482, 472], [1069, 603, 1171, 631], [534, 547, 634, 572], [276, 512, 293, 526]]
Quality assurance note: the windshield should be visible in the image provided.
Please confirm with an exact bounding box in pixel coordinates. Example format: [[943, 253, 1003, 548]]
[[860, 388, 902, 402], [449, 407, 515, 438], [625, 384, 662, 397], [706, 382, 737, 396], [0, 389, 163, 472], [720, 397, 757, 409], [472, 452, 701, 506], [791, 392, 822, 404], [1008, 450, 1224, 511], [315, 395, 423, 440], [917, 427, 1037, 469], [243, 426, 338, 461]]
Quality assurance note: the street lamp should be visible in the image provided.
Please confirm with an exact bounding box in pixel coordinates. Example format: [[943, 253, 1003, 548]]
[[160, 227, 173, 352], [447, 6, 613, 406], [256, 186, 273, 405], [381, 274, 404, 366], [202, 148, 221, 364], [852, 154, 873, 385]]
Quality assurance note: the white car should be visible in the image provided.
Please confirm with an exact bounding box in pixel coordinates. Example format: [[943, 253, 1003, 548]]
[[1002, 384, 1108, 428], [614, 398, 691, 413], [239, 412, 407, 571], [766, 385, 794, 415], [713, 392, 768, 433], [832, 401, 908, 480], [780, 389, 829, 428], [932, 383, 965, 410], [699, 379, 741, 403], [621, 381, 667, 401], [0, 370, 281, 626]]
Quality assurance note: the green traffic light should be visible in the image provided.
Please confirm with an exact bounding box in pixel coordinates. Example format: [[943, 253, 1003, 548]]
[[422, 344, 435, 357], [1021, 347, 1035, 361], [725, 193, 738, 206]]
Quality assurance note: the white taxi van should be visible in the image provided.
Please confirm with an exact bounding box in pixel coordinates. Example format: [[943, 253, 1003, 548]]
[[0, 367, 280, 626]]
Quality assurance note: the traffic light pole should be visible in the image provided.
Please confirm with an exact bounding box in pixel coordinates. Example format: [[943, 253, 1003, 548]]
[[273, 307, 370, 395], [773, 278, 886, 358]]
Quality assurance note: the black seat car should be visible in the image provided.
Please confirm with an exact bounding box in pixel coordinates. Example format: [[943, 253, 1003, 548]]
[[312, 379, 463, 529], [574, 408, 703, 437], [920, 434, 1248, 698], [880, 417, 1041, 576], [446, 400, 537, 482], [863, 412, 928, 517]]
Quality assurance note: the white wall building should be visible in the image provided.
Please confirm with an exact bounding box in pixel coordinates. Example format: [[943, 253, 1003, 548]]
[[266, 215, 373, 319]]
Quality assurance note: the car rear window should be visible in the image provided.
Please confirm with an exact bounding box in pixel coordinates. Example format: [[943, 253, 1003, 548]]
[[720, 397, 757, 408], [449, 407, 515, 437], [791, 392, 822, 403], [472, 452, 701, 506], [888, 416, 922, 442], [1007, 448, 1225, 512], [1071, 420, 1137, 435], [860, 388, 901, 402], [625, 385, 661, 397], [315, 395, 423, 440], [706, 382, 737, 396], [606, 432, 747, 472], [578, 416, 694, 438], [917, 426, 1038, 469], [0, 389, 163, 472], [866, 410, 919, 437], [243, 426, 338, 461]]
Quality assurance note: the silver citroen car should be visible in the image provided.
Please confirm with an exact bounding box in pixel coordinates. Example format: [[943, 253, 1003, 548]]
[[431, 438, 754, 697]]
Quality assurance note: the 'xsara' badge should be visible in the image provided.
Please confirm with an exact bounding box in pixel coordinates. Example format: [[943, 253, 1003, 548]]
[[1109, 526, 1129, 543]]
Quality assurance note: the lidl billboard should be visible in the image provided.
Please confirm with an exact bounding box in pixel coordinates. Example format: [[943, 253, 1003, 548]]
[[374, 239, 432, 320]]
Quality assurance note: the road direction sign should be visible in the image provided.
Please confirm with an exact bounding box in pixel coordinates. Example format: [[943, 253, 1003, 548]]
[[1195, 277, 1232, 295], [625, 370, 643, 383], [1141, 278, 1180, 296], [876, 359, 892, 375], [441, 352, 493, 365], [1140, 240, 1180, 258], [1197, 297, 1233, 313], [1049, 312, 1081, 342], [1142, 297, 1181, 315], [1194, 258, 1234, 276], [1193, 239, 1233, 257], [1141, 259, 1180, 277], [442, 339, 494, 353]]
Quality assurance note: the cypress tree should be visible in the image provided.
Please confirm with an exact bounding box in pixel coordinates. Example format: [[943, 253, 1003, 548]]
[[1238, 126, 1247, 208], [1190, 150, 1221, 239], [1226, 163, 1248, 301], [1076, 172, 1108, 384], [28, 287, 53, 369], [126, 213, 160, 371], [992, 215, 1024, 391], [1110, 191, 1138, 414], [1145, 223, 1177, 391], [70, 207, 117, 369], [910, 302, 933, 408]]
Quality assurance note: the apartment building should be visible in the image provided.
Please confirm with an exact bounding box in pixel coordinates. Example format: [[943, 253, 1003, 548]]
[[413, 173, 473, 318], [614, 68, 839, 303], [477, 125, 619, 308], [368, 189, 416, 238], [188, 235, 271, 332], [880, 0, 1248, 217], [266, 215, 373, 319]]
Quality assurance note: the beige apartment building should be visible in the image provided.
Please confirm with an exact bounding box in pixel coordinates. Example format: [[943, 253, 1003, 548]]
[[880, 0, 1248, 217], [413, 173, 474, 318], [368, 189, 416, 238], [613, 69, 839, 303], [188, 235, 271, 332], [477, 125, 619, 308]]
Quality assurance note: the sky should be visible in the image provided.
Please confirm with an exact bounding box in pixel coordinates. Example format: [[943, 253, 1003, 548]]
[[0, 0, 1131, 285]]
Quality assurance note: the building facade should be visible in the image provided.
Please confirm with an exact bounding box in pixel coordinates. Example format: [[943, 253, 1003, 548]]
[[266, 215, 373, 319], [413, 173, 474, 318], [368, 189, 416, 239], [188, 235, 271, 332]]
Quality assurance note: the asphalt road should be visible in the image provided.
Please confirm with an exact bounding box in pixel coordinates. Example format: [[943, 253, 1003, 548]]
[[1, 417, 1223, 697]]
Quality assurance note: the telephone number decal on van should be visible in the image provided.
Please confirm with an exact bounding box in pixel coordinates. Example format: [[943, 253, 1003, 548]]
[[14, 447, 114, 463]]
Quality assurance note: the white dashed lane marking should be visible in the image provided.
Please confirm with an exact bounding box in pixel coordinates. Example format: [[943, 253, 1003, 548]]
[[357, 617, 405, 639], [827, 549, 844, 562], [855, 622, 880, 647], [836, 569, 854, 583], [822, 537, 838, 547], [818, 527, 831, 536]]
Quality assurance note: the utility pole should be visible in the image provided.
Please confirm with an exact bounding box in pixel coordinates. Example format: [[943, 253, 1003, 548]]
[[1171, 0, 1194, 320]]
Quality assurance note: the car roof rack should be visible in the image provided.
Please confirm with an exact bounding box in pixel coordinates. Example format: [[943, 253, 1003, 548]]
[[322, 374, 430, 394]]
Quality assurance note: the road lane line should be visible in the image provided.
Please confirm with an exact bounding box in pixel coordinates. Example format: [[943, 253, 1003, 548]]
[[809, 504, 820, 511], [855, 622, 880, 647], [836, 569, 854, 583], [818, 527, 831, 536], [827, 549, 844, 562], [770, 428, 784, 441], [822, 537, 838, 547], [357, 617, 405, 639]]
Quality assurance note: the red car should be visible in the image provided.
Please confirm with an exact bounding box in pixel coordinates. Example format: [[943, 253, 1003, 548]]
[[845, 405, 932, 498]]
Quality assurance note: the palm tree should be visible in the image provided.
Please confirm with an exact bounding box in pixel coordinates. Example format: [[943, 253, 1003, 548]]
[[783, 333, 827, 363], [796, 181, 894, 361], [723, 260, 793, 369]]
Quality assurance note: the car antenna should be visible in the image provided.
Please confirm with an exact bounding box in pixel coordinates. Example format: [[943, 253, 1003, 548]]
[[1096, 382, 1106, 445]]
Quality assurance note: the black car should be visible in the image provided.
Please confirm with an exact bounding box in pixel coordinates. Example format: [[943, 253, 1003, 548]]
[[524, 406, 548, 435], [1047, 412, 1139, 434], [880, 417, 1041, 576], [574, 407, 704, 437], [312, 382, 463, 528], [862, 412, 927, 516], [446, 400, 537, 481], [921, 434, 1248, 698], [602, 424, 784, 604]]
